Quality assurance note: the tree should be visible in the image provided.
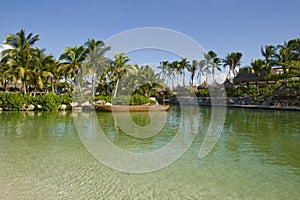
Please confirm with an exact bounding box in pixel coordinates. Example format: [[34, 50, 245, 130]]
[[2, 29, 39, 94], [261, 45, 276, 72], [222, 52, 243, 80], [127, 65, 163, 97], [250, 59, 266, 93], [59, 45, 88, 92], [198, 59, 206, 85], [30, 48, 54, 95], [250, 59, 266, 76], [84, 38, 111, 96], [187, 60, 198, 86], [207, 51, 221, 82], [178, 58, 190, 86], [107, 53, 135, 97]]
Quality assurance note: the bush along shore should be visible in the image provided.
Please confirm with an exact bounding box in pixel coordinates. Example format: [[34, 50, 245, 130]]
[[0, 94, 157, 111]]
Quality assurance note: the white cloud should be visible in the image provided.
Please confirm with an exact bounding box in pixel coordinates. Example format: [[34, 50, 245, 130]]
[[0, 44, 12, 59], [0, 44, 11, 52]]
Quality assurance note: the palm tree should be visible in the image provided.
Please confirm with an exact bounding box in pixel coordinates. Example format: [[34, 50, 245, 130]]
[[207, 51, 221, 82], [59, 45, 88, 92], [46, 58, 62, 94], [250, 59, 266, 76], [222, 52, 243, 81], [2, 29, 39, 94], [107, 53, 135, 97], [250, 59, 266, 93], [200, 51, 216, 84], [198, 59, 206, 86], [30, 48, 55, 95], [84, 39, 111, 96], [178, 58, 190, 86], [261, 45, 276, 72], [128, 65, 163, 97], [158, 61, 175, 88], [187, 60, 198, 86]]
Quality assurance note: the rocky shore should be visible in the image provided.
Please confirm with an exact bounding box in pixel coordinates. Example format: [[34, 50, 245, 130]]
[[169, 96, 300, 110]]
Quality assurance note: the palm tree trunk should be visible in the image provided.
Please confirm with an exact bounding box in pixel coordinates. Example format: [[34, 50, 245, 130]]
[[51, 78, 55, 94], [113, 79, 119, 98], [183, 71, 185, 86], [92, 75, 95, 97], [22, 80, 27, 94]]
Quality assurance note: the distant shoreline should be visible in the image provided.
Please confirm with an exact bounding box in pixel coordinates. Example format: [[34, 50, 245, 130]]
[[169, 96, 300, 111]]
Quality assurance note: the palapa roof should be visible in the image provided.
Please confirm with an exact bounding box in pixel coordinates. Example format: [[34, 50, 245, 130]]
[[233, 70, 265, 84]]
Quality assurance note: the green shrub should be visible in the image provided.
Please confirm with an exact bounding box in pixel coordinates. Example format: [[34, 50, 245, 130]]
[[196, 89, 209, 97], [94, 95, 112, 103], [32, 94, 72, 111], [110, 95, 153, 105], [0, 93, 30, 111]]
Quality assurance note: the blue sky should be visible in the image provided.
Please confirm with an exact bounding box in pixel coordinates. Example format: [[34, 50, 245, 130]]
[[0, 0, 300, 67]]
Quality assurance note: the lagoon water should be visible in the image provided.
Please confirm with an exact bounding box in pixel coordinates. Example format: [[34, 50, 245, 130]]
[[0, 106, 300, 199]]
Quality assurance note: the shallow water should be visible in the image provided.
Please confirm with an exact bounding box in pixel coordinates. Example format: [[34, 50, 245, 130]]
[[0, 106, 299, 199]]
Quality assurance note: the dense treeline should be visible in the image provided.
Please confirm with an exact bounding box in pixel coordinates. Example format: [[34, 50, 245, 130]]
[[0, 29, 300, 100]]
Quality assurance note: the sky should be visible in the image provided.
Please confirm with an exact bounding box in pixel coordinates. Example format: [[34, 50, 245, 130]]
[[0, 0, 300, 71]]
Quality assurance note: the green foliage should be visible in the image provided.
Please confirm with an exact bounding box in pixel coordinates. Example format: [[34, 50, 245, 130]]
[[94, 95, 112, 103], [95, 95, 154, 105], [196, 89, 209, 97], [32, 94, 72, 111], [0, 93, 30, 111], [0, 93, 71, 111]]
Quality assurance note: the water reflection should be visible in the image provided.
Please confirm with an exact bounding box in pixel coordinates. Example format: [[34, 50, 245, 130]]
[[224, 108, 300, 174], [0, 108, 300, 198]]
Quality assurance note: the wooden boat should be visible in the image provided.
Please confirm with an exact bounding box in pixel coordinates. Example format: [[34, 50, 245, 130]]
[[95, 104, 170, 112]]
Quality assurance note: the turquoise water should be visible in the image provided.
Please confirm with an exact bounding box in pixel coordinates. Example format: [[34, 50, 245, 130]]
[[0, 107, 299, 199]]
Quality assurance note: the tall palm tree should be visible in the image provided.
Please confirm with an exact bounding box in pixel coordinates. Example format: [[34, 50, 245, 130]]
[[178, 58, 190, 86], [107, 53, 135, 97], [158, 61, 175, 88], [30, 48, 54, 95], [250, 59, 266, 76], [200, 51, 217, 83], [2, 29, 39, 94], [198, 59, 206, 85], [222, 52, 243, 81], [59, 45, 88, 91], [46, 58, 62, 94], [127, 65, 162, 97], [250, 59, 266, 93], [207, 51, 221, 82], [261, 45, 276, 72], [187, 60, 198, 86], [84, 39, 111, 96]]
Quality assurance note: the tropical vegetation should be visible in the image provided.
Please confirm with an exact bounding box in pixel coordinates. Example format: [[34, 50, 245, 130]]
[[0, 29, 300, 110]]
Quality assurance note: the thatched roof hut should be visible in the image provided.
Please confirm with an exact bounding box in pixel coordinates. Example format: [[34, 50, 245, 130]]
[[233, 70, 265, 85], [198, 82, 208, 89], [223, 79, 234, 89]]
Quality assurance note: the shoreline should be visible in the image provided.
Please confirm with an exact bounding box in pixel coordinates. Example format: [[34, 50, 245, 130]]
[[169, 96, 300, 111]]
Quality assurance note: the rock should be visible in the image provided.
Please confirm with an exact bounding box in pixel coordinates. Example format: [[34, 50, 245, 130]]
[[26, 104, 35, 111], [0, 107, 2, 111], [105, 102, 112, 105], [73, 106, 82, 110], [59, 104, 67, 110], [95, 100, 106, 105], [228, 98, 234, 104], [70, 102, 79, 108], [81, 101, 90, 107], [37, 104, 42, 110], [240, 100, 247, 105]]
